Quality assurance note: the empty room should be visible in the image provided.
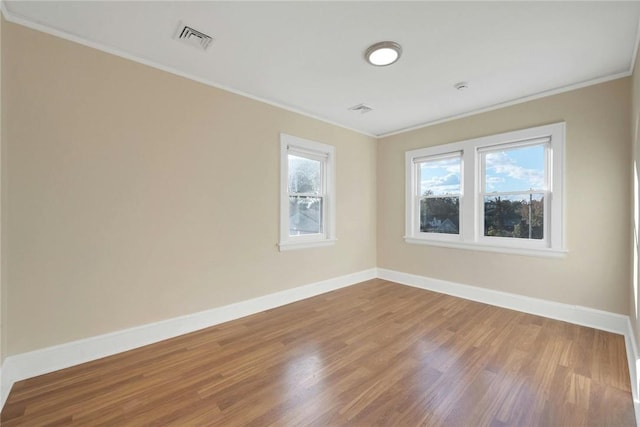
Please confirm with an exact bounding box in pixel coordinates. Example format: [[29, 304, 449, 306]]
[[0, 1, 639, 426]]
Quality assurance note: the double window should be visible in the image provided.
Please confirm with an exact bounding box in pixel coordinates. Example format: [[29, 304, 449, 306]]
[[279, 134, 335, 251], [405, 123, 565, 256]]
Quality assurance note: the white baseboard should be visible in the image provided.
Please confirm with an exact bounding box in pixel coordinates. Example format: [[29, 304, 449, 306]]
[[625, 319, 640, 426], [0, 268, 377, 410], [379, 268, 639, 426], [378, 268, 629, 334], [2, 267, 638, 424], [0, 366, 3, 412]]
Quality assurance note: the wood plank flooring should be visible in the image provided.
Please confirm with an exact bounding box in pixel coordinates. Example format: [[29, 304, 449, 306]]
[[1, 279, 635, 426]]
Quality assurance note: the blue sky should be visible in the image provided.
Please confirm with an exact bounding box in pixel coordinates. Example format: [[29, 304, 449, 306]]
[[419, 144, 546, 196], [419, 157, 461, 196], [484, 144, 546, 193]]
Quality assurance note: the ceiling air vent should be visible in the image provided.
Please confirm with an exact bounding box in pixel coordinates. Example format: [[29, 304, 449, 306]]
[[348, 104, 373, 114], [174, 23, 213, 51]]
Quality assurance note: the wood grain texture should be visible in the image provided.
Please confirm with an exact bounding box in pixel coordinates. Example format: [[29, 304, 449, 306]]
[[1, 279, 635, 426]]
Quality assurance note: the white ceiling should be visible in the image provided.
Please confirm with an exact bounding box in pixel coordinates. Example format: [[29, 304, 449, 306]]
[[4, 1, 640, 137]]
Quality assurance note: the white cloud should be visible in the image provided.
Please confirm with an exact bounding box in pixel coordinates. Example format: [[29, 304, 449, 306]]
[[422, 173, 460, 195], [485, 151, 544, 191], [485, 176, 505, 191]]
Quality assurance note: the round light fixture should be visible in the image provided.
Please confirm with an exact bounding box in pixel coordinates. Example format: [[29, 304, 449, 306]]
[[365, 41, 402, 66]]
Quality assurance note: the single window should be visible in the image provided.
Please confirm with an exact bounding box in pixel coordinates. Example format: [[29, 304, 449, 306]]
[[279, 134, 335, 251], [405, 123, 565, 257]]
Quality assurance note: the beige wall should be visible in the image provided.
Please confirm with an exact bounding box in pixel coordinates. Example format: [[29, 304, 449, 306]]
[[378, 78, 631, 315], [631, 48, 640, 351], [0, 15, 3, 365], [1, 17, 634, 358], [2, 22, 377, 355]]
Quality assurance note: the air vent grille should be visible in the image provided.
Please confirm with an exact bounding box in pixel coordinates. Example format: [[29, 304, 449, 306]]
[[175, 24, 213, 51], [348, 104, 373, 114]]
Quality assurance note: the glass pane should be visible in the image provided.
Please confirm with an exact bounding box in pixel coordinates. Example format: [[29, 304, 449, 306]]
[[419, 197, 459, 234], [288, 154, 321, 194], [419, 156, 461, 196], [483, 194, 544, 239], [289, 196, 323, 235], [484, 144, 546, 192]]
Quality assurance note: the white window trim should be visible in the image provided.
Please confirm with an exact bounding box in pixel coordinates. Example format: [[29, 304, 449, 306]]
[[405, 122, 566, 257], [279, 133, 336, 251], [412, 151, 464, 244]]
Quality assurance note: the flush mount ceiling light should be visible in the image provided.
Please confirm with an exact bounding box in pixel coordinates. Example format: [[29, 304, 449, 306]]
[[365, 41, 402, 66]]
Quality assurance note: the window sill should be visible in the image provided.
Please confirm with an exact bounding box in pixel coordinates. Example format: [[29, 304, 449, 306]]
[[278, 238, 337, 252], [403, 237, 567, 258]]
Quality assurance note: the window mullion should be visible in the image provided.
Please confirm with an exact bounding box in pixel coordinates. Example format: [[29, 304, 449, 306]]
[[404, 122, 564, 254], [480, 190, 546, 197], [289, 192, 323, 197], [461, 147, 476, 242]]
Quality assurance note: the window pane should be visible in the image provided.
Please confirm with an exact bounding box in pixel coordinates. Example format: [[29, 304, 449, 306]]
[[419, 156, 461, 196], [484, 194, 544, 239], [289, 196, 322, 235], [420, 197, 459, 234], [484, 144, 546, 192], [288, 155, 321, 194]]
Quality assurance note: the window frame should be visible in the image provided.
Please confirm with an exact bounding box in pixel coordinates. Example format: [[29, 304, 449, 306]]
[[405, 122, 566, 257], [478, 140, 550, 250], [279, 133, 336, 251], [413, 151, 463, 243]]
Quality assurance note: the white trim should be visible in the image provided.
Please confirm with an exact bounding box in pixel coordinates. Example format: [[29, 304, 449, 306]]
[[402, 237, 568, 258], [629, 13, 640, 76], [624, 319, 640, 425], [0, 6, 376, 140], [278, 238, 337, 251], [0, 366, 3, 412], [2, 267, 638, 423], [0, 268, 377, 410], [378, 268, 639, 425], [279, 134, 336, 251], [377, 268, 628, 334], [0, 6, 633, 140], [405, 122, 565, 255]]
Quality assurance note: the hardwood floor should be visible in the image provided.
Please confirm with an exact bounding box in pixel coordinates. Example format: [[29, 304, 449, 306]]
[[1, 279, 635, 426]]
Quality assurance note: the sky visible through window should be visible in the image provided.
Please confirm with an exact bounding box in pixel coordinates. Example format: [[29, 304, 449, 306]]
[[484, 144, 546, 193], [419, 144, 546, 196], [419, 156, 461, 196]]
